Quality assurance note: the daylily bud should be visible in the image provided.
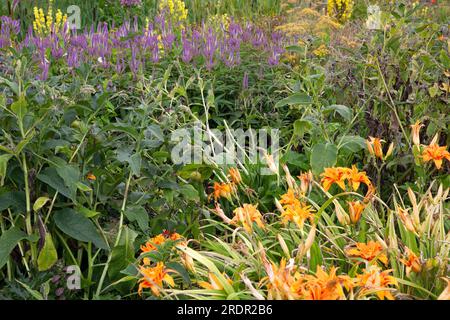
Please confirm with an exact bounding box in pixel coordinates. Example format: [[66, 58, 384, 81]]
[[410, 121, 424, 146], [384, 142, 394, 160], [348, 201, 365, 224]]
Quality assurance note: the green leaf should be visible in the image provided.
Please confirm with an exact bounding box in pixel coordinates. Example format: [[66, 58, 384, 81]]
[[0, 227, 28, 269], [124, 206, 149, 232], [54, 208, 108, 250], [0, 191, 26, 212], [166, 262, 191, 285], [275, 93, 312, 108], [0, 154, 13, 186], [10, 96, 28, 122], [33, 197, 50, 212], [310, 143, 338, 175], [179, 184, 200, 202], [37, 167, 75, 201], [339, 135, 367, 153], [109, 226, 138, 281], [37, 233, 58, 271], [129, 153, 142, 176], [323, 105, 353, 122], [76, 182, 92, 192], [16, 280, 44, 300], [102, 123, 139, 141], [77, 206, 100, 218], [293, 119, 313, 139]]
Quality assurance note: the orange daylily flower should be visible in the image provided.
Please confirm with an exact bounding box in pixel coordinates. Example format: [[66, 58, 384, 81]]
[[231, 204, 265, 232], [140, 232, 184, 265], [356, 266, 397, 300], [348, 201, 365, 224], [279, 188, 301, 207], [211, 182, 235, 201], [366, 137, 394, 160], [344, 165, 371, 192], [228, 167, 242, 184], [86, 173, 96, 181], [281, 202, 315, 230], [346, 241, 388, 266], [400, 247, 422, 276], [138, 262, 175, 296], [320, 167, 347, 191], [291, 266, 354, 300], [421, 143, 450, 170]]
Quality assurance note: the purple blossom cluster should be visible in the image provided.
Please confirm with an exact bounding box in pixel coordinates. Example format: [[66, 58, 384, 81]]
[[0, 14, 286, 80], [120, 0, 142, 6], [0, 16, 20, 48]]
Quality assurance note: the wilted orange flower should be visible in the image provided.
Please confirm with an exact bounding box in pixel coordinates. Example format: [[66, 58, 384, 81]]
[[138, 262, 175, 296], [356, 266, 397, 300], [320, 167, 347, 191], [281, 202, 315, 230], [421, 143, 450, 170], [396, 207, 417, 234], [211, 182, 235, 201], [228, 168, 242, 184], [291, 266, 354, 300], [298, 171, 313, 194], [262, 258, 298, 300], [86, 173, 96, 181], [400, 247, 422, 276], [348, 201, 365, 224], [231, 204, 265, 232], [346, 241, 388, 266], [198, 273, 233, 291], [410, 121, 424, 146]]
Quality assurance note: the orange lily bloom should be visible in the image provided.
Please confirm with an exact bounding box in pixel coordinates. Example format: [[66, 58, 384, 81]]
[[344, 165, 371, 191], [291, 266, 354, 300], [356, 266, 397, 300], [281, 202, 315, 230], [138, 262, 175, 296], [345, 241, 388, 266], [228, 168, 242, 184], [211, 182, 235, 201], [320, 167, 347, 191], [366, 137, 384, 159], [231, 204, 265, 232], [348, 201, 365, 224], [279, 188, 301, 207], [400, 247, 422, 276], [86, 173, 96, 181], [262, 258, 298, 300], [421, 143, 450, 170]]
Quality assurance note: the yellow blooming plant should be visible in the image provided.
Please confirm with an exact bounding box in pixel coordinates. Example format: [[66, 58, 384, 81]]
[[159, 0, 189, 25], [33, 0, 67, 36], [327, 0, 354, 23]]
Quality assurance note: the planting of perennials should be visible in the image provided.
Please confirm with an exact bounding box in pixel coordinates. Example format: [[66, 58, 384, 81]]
[[0, 0, 449, 302]]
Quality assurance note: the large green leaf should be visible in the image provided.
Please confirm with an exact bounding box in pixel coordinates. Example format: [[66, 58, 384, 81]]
[[108, 226, 138, 281], [37, 167, 75, 201], [275, 92, 312, 108], [0, 191, 26, 213], [37, 233, 58, 271], [0, 227, 28, 269], [124, 206, 149, 232], [310, 143, 338, 175], [54, 208, 108, 250], [323, 105, 353, 122]]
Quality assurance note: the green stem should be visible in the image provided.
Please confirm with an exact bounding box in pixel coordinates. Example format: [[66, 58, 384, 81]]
[[95, 171, 133, 298]]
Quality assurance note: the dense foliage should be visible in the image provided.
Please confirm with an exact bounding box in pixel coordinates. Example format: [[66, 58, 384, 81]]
[[0, 0, 449, 300]]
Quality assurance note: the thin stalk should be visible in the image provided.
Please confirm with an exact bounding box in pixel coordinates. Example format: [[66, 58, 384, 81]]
[[95, 171, 133, 298]]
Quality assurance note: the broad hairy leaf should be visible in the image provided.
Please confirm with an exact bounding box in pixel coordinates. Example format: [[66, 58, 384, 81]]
[[310, 143, 338, 175], [0, 227, 28, 269]]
